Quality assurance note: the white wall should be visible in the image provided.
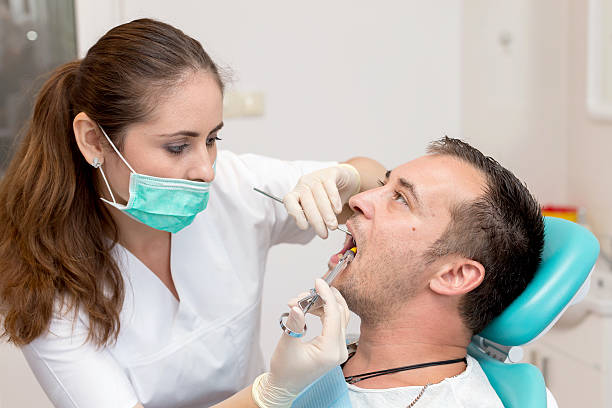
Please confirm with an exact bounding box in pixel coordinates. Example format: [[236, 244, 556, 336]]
[[567, 0, 612, 238], [461, 0, 569, 205], [462, 0, 612, 250], [73, 0, 463, 365]]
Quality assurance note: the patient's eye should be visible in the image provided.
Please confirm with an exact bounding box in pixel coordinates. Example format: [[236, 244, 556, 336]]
[[393, 191, 409, 207], [377, 179, 386, 187]]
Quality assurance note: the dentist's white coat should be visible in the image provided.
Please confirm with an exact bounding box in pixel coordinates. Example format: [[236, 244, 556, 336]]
[[21, 151, 335, 408]]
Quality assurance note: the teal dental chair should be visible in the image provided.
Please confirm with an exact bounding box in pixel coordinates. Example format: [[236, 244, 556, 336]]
[[292, 217, 600, 408]]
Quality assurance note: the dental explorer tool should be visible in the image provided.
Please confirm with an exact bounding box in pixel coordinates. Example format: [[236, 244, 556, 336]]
[[253, 187, 352, 236]]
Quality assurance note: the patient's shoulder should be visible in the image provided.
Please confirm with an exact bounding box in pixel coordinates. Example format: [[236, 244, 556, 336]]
[[444, 355, 504, 407]]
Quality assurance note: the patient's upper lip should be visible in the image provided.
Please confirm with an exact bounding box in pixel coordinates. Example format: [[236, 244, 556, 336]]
[[346, 219, 354, 237]]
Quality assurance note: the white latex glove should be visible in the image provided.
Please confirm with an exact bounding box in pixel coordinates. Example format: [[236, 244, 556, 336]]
[[251, 279, 350, 408], [284, 164, 360, 238]]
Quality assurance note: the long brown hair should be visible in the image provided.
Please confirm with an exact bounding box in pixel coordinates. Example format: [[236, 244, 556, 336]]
[[0, 19, 223, 346]]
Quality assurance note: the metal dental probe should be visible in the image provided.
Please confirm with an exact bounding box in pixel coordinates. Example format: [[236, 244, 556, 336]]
[[253, 187, 352, 236]]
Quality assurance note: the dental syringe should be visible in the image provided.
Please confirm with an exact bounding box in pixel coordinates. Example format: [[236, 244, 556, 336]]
[[298, 246, 356, 314], [278, 246, 356, 338]]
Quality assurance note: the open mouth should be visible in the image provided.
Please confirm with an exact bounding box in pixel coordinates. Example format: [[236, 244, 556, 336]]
[[328, 231, 358, 268], [341, 233, 357, 254]]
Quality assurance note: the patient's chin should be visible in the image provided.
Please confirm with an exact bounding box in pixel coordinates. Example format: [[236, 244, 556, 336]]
[[334, 267, 415, 326], [334, 276, 370, 318], [332, 276, 352, 303], [341, 291, 384, 325]]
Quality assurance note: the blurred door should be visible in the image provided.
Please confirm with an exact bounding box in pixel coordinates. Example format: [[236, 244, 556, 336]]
[[0, 0, 77, 171]]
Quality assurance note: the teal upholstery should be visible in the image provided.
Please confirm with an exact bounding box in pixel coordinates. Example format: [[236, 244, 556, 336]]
[[473, 217, 599, 408], [469, 343, 547, 407], [480, 217, 600, 345]]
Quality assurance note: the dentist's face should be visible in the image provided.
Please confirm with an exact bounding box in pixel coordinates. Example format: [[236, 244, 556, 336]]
[[102, 71, 223, 204], [334, 154, 485, 324]]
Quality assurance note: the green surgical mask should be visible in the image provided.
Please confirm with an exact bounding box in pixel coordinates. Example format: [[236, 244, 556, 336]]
[[94, 125, 213, 233]]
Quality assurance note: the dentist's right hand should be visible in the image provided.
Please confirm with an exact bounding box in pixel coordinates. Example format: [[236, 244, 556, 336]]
[[284, 164, 361, 239], [251, 279, 350, 408]]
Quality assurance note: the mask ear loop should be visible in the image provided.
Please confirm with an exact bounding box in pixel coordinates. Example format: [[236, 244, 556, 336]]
[[94, 124, 136, 205], [91, 157, 117, 204], [97, 124, 136, 173]]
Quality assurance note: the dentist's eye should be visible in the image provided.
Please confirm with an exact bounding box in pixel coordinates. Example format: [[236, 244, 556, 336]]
[[166, 144, 189, 155], [207, 135, 222, 146], [393, 191, 409, 207]]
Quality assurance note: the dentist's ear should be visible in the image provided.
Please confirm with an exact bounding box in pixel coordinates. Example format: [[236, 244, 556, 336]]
[[429, 258, 485, 296], [74, 112, 105, 166]]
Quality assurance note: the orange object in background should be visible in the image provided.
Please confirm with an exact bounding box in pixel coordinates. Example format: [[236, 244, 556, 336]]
[[542, 205, 578, 222]]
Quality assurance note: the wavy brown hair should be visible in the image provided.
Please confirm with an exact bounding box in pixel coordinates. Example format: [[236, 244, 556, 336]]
[[0, 19, 223, 346]]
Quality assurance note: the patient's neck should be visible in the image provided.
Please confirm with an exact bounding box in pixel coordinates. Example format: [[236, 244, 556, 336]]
[[343, 301, 471, 389]]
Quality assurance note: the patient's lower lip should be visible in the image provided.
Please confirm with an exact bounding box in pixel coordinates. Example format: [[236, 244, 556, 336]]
[[328, 252, 342, 267]]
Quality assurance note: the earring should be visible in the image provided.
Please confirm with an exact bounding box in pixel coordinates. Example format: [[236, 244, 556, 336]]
[[92, 157, 101, 168]]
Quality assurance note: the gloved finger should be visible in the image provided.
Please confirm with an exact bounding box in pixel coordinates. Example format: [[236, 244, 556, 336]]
[[284, 192, 309, 230], [314, 279, 340, 338], [330, 287, 350, 329], [323, 178, 343, 214], [310, 181, 338, 230], [299, 190, 328, 239], [330, 287, 350, 363], [287, 291, 312, 308], [284, 306, 306, 336], [306, 306, 324, 318]]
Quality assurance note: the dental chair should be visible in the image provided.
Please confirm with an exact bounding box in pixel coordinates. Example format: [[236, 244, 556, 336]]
[[292, 217, 600, 408]]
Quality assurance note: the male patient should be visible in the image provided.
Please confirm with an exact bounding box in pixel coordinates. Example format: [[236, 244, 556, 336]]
[[329, 137, 544, 407]]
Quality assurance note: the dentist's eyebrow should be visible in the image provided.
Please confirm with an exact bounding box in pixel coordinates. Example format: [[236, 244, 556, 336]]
[[208, 122, 224, 135], [158, 122, 224, 138]]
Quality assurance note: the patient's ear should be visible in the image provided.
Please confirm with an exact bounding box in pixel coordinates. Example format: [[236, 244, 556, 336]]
[[429, 258, 485, 296]]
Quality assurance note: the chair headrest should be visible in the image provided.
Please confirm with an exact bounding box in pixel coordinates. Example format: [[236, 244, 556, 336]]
[[479, 217, 599, 346]]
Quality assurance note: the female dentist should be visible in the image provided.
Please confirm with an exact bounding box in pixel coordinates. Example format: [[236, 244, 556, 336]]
[[0, 18, 384, 408]]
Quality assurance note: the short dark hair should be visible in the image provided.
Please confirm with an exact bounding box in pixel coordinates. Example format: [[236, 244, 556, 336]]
[[424, 137, 545, 334]]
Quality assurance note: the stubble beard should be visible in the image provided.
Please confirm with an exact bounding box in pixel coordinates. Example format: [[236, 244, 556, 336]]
[[335, 252, 421, 328]]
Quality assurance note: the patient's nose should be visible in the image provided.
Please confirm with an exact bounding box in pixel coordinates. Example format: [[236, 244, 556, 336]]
[[349, 190, 374, 219]]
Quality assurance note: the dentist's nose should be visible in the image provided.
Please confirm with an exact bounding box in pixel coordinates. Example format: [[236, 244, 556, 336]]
[[186, 153, 215, 182]]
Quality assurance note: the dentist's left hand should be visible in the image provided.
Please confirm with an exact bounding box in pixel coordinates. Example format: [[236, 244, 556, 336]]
[[284, 164, 360, 239], [251, 279, 350, 408]]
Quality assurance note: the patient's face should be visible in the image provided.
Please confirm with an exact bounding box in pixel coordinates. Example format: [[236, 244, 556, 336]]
[[334, 154, 485, 324]]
